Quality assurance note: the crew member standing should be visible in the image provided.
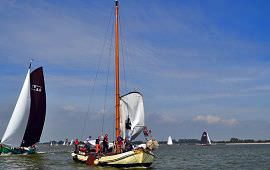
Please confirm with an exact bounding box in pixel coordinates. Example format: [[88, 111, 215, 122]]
[[74, 139, 79, 153], [102, 134, 109, 153]]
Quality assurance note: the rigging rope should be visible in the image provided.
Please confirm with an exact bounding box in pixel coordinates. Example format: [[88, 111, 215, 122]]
[[119, 11, 128, 93], [101, 20, 114, 136], [80, 4, 115, 140]]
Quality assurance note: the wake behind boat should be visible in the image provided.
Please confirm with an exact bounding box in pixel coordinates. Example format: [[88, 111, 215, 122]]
[[0, 62, 46, 155], [71, 0, 158, 168]]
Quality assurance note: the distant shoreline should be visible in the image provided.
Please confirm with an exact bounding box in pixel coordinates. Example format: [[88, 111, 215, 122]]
[[158, 138, 270, 145], [225, 142, 270, 145]]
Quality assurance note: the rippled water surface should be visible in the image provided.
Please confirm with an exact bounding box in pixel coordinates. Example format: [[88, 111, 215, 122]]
[[1, 144, 270, 170]]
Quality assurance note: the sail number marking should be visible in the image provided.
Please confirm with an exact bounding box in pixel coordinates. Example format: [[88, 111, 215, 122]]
[[32, 85, 42, 92]]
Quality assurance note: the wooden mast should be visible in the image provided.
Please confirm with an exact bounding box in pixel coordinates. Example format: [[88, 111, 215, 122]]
[[115, 0, 120, 140]]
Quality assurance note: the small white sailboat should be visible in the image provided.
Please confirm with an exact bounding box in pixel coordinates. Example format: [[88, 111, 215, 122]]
[[50, 142, 53, 146], [167, 136, 173, 145], [0, 62, 46, 155], [70, 140, 74, 146], [201, 131, 212, 146]]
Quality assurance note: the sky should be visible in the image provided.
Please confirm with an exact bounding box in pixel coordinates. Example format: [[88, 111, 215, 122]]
[[0, 0, 270, 142]]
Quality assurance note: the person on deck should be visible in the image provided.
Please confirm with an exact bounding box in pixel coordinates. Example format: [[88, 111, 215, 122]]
[[85, 136, 91, 142], [31, 144, 36, 150], [74, 139, 79, 153], [95, 138, 101, 154], [116, 136, 123, 153], [126, 116, 132, 140], [84, 140, 91, 153], [124, 137, 133, 152], [102, 134, 109, 153]]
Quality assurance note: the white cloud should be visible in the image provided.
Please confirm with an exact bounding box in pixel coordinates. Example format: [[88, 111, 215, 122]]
[[159, 114, 177, 123], [193, 114, 238, 126], [61, 105, 76, 112]]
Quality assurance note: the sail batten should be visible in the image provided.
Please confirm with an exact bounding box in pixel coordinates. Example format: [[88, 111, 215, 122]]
[[1, 69, 31, 147]]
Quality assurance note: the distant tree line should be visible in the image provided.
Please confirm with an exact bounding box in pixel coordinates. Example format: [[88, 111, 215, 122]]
[[40, 138, 270, 145], [158, 138, 270, 144], [226, 138, 270, 143]]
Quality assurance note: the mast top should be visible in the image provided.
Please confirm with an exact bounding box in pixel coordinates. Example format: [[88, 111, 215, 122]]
[[29, 59, 33, 69], [115, 0, 118, 6]]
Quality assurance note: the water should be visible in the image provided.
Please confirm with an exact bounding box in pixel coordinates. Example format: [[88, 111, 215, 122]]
[[1, 144, 270, 170]]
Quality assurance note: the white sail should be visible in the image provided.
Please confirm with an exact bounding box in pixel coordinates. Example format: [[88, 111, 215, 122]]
[[70, 140, 74, 145], [120, 92, 144, 141], [167, 136, 173, 145], [207, 132, 212, 145], [1, 69, 31, 147]]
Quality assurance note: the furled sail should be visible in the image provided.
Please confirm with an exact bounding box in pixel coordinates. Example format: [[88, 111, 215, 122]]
[[1, 69, 31, 147], [201, 131, 211, 145], [120, 92, 144, 141], [21, 67, 46, 147]]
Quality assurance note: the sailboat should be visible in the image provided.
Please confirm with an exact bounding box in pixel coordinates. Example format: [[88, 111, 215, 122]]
[[0, 62, 46, 155], [71, 0, 158, 167], [63, 139, 68, 146], [167, 136, 173, 145], [200, 131, 212, 146], [70, 139, 74, 146]]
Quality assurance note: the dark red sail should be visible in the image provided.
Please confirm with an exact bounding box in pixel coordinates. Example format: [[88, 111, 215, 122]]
[[21, 67, 46, 147]]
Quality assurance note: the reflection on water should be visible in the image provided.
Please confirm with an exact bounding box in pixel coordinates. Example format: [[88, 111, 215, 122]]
[[1, 144, 270, 170]]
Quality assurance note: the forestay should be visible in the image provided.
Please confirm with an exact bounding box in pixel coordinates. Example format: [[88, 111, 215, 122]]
[[120, 92, 144, 141]]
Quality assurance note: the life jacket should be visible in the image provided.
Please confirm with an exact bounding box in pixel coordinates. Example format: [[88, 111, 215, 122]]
[[96, 144, 100, 153]]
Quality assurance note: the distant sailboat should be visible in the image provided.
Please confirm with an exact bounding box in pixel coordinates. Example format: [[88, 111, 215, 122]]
[[201, 131, 212, 146], [167, 136, 173, 145], [0, 62, 46, 155], [63, 139, 68, 146], [50, 142, 53, 146], [70, 140, 74, 146]]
